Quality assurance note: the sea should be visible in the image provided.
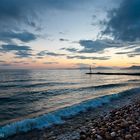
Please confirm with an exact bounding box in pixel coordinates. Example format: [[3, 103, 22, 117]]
[[0, 69, 140, 138]]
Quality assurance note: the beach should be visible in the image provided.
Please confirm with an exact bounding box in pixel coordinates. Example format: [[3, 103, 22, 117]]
[[3, 89, 140, 140], [1, 0, 140, 139]]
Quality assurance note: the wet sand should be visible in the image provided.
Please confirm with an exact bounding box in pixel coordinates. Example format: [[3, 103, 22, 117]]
[[3, 92, 140, 140]]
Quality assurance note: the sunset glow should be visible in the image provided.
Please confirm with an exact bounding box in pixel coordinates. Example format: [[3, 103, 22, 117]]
[[0, 0, 140, 69]]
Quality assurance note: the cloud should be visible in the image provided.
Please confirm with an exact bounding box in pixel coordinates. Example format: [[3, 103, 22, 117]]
[[37, 50, 65, 56], [79, 39, 122, 53], [0, 1, 39, 44], [0, 60, 6, 63], [12, 61, 25, 64], [44, 62, 59, 64], [134, 47, 140, 52], [62, 38, 138, 56], [116, 47, 140, 57], [127, 47, 140, 57], [127, 53, 140, 57], [1, 44, 31, 52], [129, 62, 140, 65], [14, 51, 32, 58], [0, 0, 92, 31], [0, 44, 33, 58], [59, 32, 66, 35], [67, 55, 110, 60], [0, 31, 37, 43], [37, 48, 110, 61], [61, 47, 78, 52], [115, 51, 132, 55], [59, 38, 69, 42], [103, 0, 140, 41], [36, 56, 44, 59], [0, 0, 38, 31]]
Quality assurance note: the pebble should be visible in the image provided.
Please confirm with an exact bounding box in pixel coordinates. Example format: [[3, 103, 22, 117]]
[[125, 134, 132, 139], [110, 131, 116, 137], [78, 101, 140, 140], [96, 134, 103, 140]]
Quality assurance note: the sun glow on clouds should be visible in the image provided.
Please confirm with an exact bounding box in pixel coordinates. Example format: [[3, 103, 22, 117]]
[[0, 0, 140, 69]]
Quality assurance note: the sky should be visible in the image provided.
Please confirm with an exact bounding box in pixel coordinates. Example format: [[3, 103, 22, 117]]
[[0, 0, 140, 69]]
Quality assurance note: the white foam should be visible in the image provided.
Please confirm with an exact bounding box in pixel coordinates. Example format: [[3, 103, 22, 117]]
[[1, 87, 140, 138]]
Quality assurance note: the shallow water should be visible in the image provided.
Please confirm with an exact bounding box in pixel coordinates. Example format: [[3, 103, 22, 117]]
[[0, 69, 140, 137]]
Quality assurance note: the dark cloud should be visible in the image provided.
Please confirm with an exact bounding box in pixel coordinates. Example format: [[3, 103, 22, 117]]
[[0, 31, 37, 43], [116, 47, 140, 57], [127, 47, 140, 57], [1, 44, 31, 52], [62, 39, 137, 56], [0, 60, 6, 63], [115, 52, 132, 55], [0, 1, 39, 44], [59, 32, 66, 35], [0, 0, 91, 31], [79, 39, 122, 53], [43, 52, 65, 56], [36, 56, 44, 59], [37, 50, 65, 56], [44, 62, 59, 64], [67, 55, 110, 60], [59, 38, 69, 42], [61, 47, 78, 52], [0, 44, 33, 58], [103, 0, 140, 42], [12, 61, 25, 64], [127, 53, 140, 57], [134, 48, 140, 52], [0, 0, 38, 31], [14, 51, 32, 58]]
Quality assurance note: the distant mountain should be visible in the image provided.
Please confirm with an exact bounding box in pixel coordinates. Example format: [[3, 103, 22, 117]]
[[70, 66, 112, 70], [124, 65, 140, 70], [94, 66, 112, 70]]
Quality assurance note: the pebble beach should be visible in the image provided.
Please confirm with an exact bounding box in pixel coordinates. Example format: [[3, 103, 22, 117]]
[[79, 100, 140, 140]]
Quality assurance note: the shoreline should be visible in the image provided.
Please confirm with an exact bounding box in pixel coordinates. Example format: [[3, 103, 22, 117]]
[[3, 91, 140, 140]]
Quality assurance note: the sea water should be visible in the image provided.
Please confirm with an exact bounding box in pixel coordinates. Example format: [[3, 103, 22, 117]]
[[0, 69, 140, 138]]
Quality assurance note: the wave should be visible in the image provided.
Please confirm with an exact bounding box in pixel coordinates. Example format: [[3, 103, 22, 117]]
[[6, 82, 128, 96], [0, 79, 45, 84], [0, 82, 131, 104], [0, 80, 136, 91], [78, 83, 127, 91], [0, 82, 77, 89], [0, 87, 140, 138], [26, 82, 129, 94], [21, 82, 77, 88]]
